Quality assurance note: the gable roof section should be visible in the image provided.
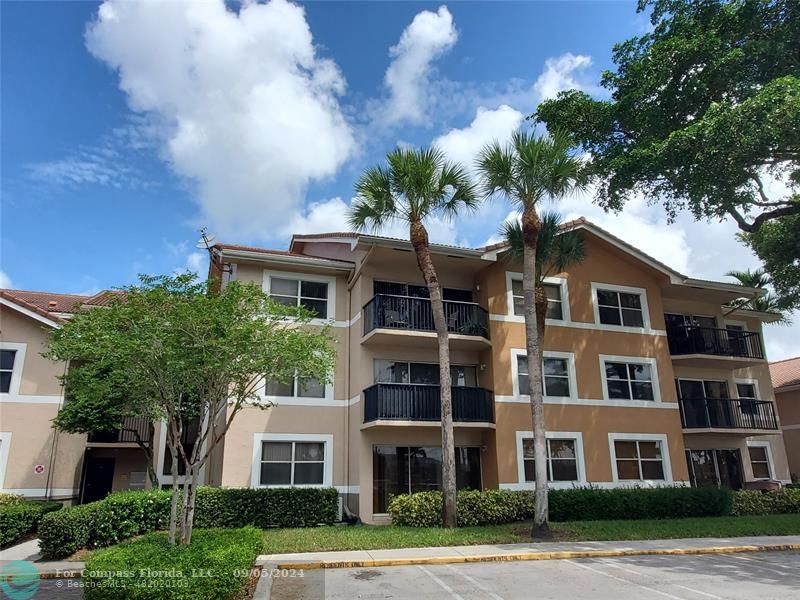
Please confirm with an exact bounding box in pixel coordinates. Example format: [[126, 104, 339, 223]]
[[0, 290, 71, 327], [770, 357, 800, 391]]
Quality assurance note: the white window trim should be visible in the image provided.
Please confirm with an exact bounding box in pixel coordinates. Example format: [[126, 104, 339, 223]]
[[251, 433, 333, 488], [608, 433, 673, 484], [505, 272, 571, 324], [262, 269, 337, 323], [734, 378, 760, 399], [511, 348, 578, 401], [599, 354, 661, 403], [591, 282, 651, 331], [0, 342, 27, 397], [0, 432, 11, 491], [259, 373, 334, 405], [746, 441, 774, 481], [515, 430, 586, 489]]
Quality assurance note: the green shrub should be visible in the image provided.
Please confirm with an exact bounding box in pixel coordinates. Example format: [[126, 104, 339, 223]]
[[0, 500, 61, 547], [40, 487, 339, 558], [390, 487, 733, 527], [0, 492, 24, 506], [83, 527, 263, 600], [732, 489, 800, 516]]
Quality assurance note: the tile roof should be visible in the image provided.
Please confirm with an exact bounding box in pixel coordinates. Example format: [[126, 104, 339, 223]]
[[1, 289, 89, 315], [770, 356, 800, 390]]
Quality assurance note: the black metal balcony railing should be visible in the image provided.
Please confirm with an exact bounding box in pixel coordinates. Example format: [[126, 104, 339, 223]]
[[679, 397, 778, 430], [87, 416, 152, 444], [363, 294, 490, 339], [363, 383, 494, 423], [667, 324, 764, 359]]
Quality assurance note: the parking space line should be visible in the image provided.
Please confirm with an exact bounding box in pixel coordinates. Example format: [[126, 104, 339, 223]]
[[418, 565, 466, 600], [702, 553, 800, 578], [445, 565, 505, 600], [720, 552, 798, 572], [566, 559, 690, 600], [598, 558, 725, 599]]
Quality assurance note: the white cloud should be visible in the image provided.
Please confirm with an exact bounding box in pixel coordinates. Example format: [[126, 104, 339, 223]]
[[533, 53, 593, 102], [380, 5, 457, 126], [433, 105, 523, 175], [86, 0, 354, 239], [0, 270, 14, 289]]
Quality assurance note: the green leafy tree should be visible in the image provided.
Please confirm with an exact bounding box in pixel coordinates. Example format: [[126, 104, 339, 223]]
[[501, 211, 587, 339], [741, 212, 800, 308], [349, 147, 479, 528], [477, 130, 586, 539], [535, 0, 800, 304], [725, 268, 790, 322], [46, 274, 335, 545]]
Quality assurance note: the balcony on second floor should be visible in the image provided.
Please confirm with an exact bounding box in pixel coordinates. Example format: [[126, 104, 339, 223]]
[[362, 294, 490, 350], [667, 324, 765, 368], [679, 397, 778, 433], [362, 383, 494, 427], [86, 416, 152, 447]]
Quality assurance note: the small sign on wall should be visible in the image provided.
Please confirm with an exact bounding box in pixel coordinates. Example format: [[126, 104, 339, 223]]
[[33, 464, 45, 474]]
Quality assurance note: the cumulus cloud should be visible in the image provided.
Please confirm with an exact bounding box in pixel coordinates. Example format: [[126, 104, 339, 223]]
[[433, 105, 523, 175], [86, 0, 354, 239], [533, 53, 593, 102], [379, 5, 458, 126], [0, 270, 14, 289]]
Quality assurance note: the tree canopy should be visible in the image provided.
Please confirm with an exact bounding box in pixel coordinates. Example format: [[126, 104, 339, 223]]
[[535, 0, 799, 303]]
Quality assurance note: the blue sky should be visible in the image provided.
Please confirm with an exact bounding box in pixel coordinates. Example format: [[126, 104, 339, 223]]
[[1, 1, 797, 358]]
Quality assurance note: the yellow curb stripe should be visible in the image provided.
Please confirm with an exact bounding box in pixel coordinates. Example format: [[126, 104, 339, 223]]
[[275, 543, 800, 571]]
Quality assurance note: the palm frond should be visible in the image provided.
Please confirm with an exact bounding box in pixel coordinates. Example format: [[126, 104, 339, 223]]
[[477, 141, 517, 201], [350, 165, 395, 232]]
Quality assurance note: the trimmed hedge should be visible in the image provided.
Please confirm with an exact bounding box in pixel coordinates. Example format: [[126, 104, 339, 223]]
[[0, 500, 61, 547], [83, 527, 263, 600], [40, 487, 338, 558], [732, 488, 800, 516], [390, 487, 735, 527]]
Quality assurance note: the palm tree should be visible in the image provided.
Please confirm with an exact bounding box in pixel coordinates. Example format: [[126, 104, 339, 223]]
[[477, 129, 586, 539], [501, 212, 586, 340], [349, 146, 479, 528], [726, 268, 789, 322]]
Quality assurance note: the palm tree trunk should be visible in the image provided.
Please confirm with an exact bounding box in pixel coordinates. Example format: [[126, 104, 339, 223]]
[[535, 285, 548, 342], [410, 219, 457, 528], [521, 206, 551, 540]]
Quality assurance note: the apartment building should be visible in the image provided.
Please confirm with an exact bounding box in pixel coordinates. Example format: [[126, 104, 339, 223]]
[[770, 357, 800, 481], [0, 218, 791, 520]]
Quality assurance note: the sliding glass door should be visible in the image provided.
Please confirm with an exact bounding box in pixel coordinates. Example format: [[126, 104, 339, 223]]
[[373, 446, 482, 513]]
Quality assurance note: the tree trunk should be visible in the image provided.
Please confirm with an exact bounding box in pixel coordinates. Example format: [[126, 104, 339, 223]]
[[167, 423, 180, 545], [521, 206, 551, 540], [410, 219, 457, 528], [181, 463, 199, 545], [132, 424, 159, 490], [535, 285, 548, 342]]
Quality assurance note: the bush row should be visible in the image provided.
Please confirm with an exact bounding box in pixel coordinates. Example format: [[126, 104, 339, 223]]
[[83, 527, 263, 600], [0, 500, 61, 547], [39, 487, 338, 558], [732, 488, 800, 516], [390, 486, 800, 527]]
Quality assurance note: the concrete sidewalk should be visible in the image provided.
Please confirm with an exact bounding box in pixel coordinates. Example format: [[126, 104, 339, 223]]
[[257, 535, 800, 569], [0, 538, 85, 578]]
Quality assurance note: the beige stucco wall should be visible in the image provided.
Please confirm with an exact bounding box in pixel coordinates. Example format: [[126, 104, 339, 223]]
[[776, 387, 800, 480], [1, 307, 65, 396], [682, 432, 791, 483]]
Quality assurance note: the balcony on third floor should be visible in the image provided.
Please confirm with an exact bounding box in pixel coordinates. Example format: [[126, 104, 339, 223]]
[[667, 324, 765, 368], [362, 294, 490, 350]]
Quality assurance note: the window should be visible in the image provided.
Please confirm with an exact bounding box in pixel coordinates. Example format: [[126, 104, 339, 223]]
[[603, 361, 654, 401], [516, 354, 573, 398], [374, 360, 478, 387], [523, 438, 578, 482], [373, 446, 481, 513], [0, 350, 16, 393], [268, 277, 328, 318], [613, 439, 666, 480], [260, 441, 326, 486], [510, 279, 564, 320], [736, 382, 758, 415], [265, 373, 326, 399], [596, 288, 645, 327], [685, 449, 742, 489], [748, 445, 772, 480]]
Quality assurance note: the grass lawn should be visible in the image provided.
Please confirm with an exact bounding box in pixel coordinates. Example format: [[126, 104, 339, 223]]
[[261, 514, 800, 554]]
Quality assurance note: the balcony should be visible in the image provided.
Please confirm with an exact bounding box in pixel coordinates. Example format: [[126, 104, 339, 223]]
[[86, 417, 152, 446], [363, 383, 494, 427], [679, 397, 778, 432], [362, 294, 490, 350], [667, 324, 765, 368]]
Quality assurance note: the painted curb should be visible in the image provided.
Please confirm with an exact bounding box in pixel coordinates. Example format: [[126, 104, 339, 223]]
[[274, 543, 800, 570]]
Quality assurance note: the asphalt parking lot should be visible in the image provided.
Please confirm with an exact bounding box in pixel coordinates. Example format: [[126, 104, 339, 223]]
[[270, 551, 800, 600]]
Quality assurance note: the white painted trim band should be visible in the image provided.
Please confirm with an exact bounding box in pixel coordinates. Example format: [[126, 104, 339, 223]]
[[495, 395, 679, 409]]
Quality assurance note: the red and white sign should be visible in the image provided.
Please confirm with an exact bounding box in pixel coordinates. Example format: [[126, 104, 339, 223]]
[[33, 464, 45, 474]]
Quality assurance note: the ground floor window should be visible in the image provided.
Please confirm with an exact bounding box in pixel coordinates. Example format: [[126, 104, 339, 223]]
[[522, 438, 578, 482], [747, 444, 773, 480], [685, 448, 742, 489], [260, 441, 325, 486], [372, 446, 481, 513], [611, 437, 667, 481]]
